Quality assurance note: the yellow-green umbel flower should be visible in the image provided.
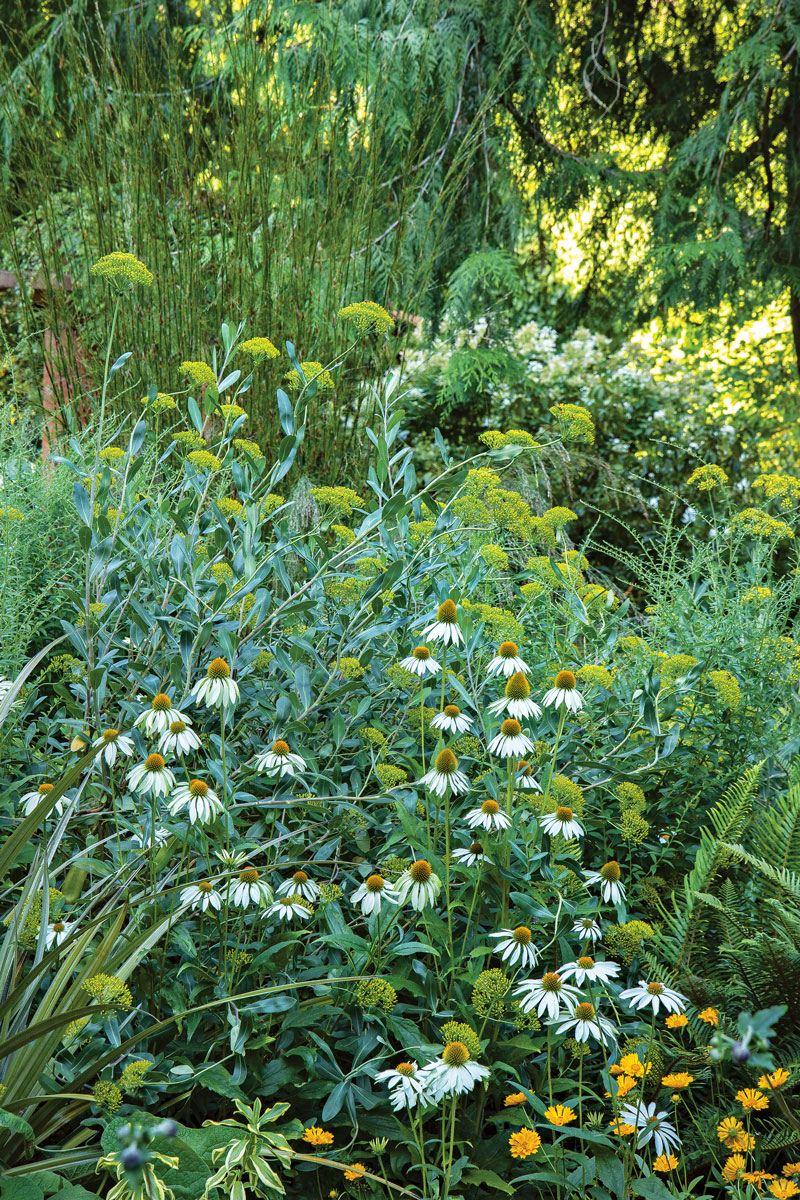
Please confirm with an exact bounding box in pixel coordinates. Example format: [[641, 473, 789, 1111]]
[[337, 301, 394, 336], [240, 336, 279, 361], [91, 252, 153, 286]]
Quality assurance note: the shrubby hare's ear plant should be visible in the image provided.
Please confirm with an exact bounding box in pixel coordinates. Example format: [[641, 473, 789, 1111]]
[[1, 255, 799, 1198]]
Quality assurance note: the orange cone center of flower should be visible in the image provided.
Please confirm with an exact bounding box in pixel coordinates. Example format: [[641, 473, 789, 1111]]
[[207, 657, 230, 679], [409, 860, 432, 882], [188, 779, 208, 796], [145, 753, 165, 771], [499, 641, 519, 658], [506, 672, 531, 700], [556, 806, 573, 821], [469, 842, 484, 855], [38, 783, 54, 794], [396, 1062, 416, 1077], [555, 670, 576, 690], [366, 874, 385, 892], [442, 1041, 470, 1066], [444, 704, 460, 717], [272, 740, 290, 755], [293, 870, 309, 884], [437, 599, 457, 622], [198, 881, 214, 892], [647, 982, 664, 995], [578, 956, 594, 969], [541, 972, 562, 991], [170, 720, 187, 733], [103, 728, 119, 742], [53, 921, 65, 932], [501, 718, 522, 736], [513, 926, 532, 945], [575, 1002, 596, 1019], [412, 646, 430, 660], [152, 693, 172, 711], [481, 799, 500, 814], [239, 868, 259, 883], [601, 860, 622, 881], [517, 760, 532, 775], [435, 748, 458, 774]]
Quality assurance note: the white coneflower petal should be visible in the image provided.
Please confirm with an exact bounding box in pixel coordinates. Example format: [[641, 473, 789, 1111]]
[[452, 843, 493, 868], [572, 916, 602, 943], [514, 971, 582, 1019], [395, 860, 442, 911], [430, 704, 473, 734], [421, 598, 464, 646], [419, 1042, 490, 1100], [276, 870, 320, 901], [489, 926, 539, 970], [20, 782, 67, 817], [465, 798, 511, 831], [93, 729, 135, 768], [227, 868, 273, 909], [168, 778, 223, 824], [419, 747, 469, 796], [267, 896, 312, 922], [488, 718, 535, 760], [254, 739, 306, 777], [159, 718, 201, 756], [551, 1000, 616, 1047], [375, 1062, 430, 1112], [191, 657, 240, 709], [557, 956, 620, 986], [618, 1102, 681, 1158], [398, 646, 441, 676], [128, 753, 176, 797], [487, 641, 529, 678], [539, 806, 584, 840], [514, 759, 541, 791], [351, 873, 399, 915], [45, 920, 74, 949], [542, 669, 584, 713], [619, 980, 687, 1016], [181, 881, 222, 912], [584, 861, 627, 905]]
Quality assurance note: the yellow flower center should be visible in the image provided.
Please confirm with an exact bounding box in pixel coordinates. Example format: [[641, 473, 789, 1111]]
[[501, 718, 522, 737], [437, 598, 458, 623], [647, 982, 664, 995], [499, 640, 519, 658], [52, 921, 65, 932], [513, 926, 532, 945], [169, 720, 187, 734], [601, 860, 622, 882], [207, 656, 230, 679], [151, 693, 172, 711], [555, 806, 573, 821], [412, 646, 430, 660], [555, 669, 576, 690], [505, 672, 531, 700], [103, 728, 119, 742], [272, 739, 290, 755], [239, 868, 259, 883], [578, 956, 594, 969], [188, 779, 208, 797], [575, 1002, 596, 1020], [469, 842, 484, 855], [396, 1062, 416, 1077], [442, 1040, 470, 1066], [293, 870, 309, 884], [541, 972, 562, 992], [481, 799, 500, 814], [366, 874, 385, 893], [409, 860, 432, 883], [517, 759, 532, 775], [145, 753, 165, 771], [435, 748, 458, 774], [444, 704, 461, 717], [198, 881, 214, 892], [38, 783, 54, 795]]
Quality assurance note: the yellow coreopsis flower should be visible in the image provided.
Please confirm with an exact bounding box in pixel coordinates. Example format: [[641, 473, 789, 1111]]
[[737, 1088, 770, 1111], [544, 1104, 577, 1126]]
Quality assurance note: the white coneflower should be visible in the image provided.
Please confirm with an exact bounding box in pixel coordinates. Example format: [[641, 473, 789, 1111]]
[[191, 657, 240, 708], [130, 825, 170, 850], [542, 669, 584, 714], [159, 718, 201, 756], [465, 798, 511, 831], [422, 598, 463, 647], [420, 1042, 490, 1100], [20, 781, 66, 817], [93, 728, 135, 767], [395, 859, 442, 911], [488, 672, 542, 721], [618, 1102, 681, 1157], [351, 873, 398, 915], [551, 1000, 616, 1047], [128, 753, 175, 797], [558, 956, 620, 986], [572, 916, 602, 943], [398, 645, 441, 676], [430, 704, 472, 734], [488, 718, 534, 759], [619, 980, 687, 1016], [181, 880, 222, 913], [167, 778, 223, 824], [489, 925, 540, 970], [375, 1062, 429, 1112], [254, 739, 306, 777], [134, 692, 189, 737], [487, 640, 529, 678], [540, 806, 584, 840], [419, 748, 469, 797], [514, 971, 582, 1020], [452, 843, 493, 868], [228, 868, 273, 909], [514, 760, 541, 791], [584, 861, 626, 905], [267, 896, 312, 922], [276, 870, 319, 901], [45, 920, 74, 949], [215, 848, 249, 871]]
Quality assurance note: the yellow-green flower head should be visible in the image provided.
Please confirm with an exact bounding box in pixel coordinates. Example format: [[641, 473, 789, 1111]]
[[142, 392, 178, 416], [687, 463, 728, 492], [91, 252, 153, 286], [92, 1080, 123, 1113], [234, 438, 263, 458], [284, 362, 334, 391], [118, 1059, 153, 1094], [479, 543, 509, 570], [81, 973, 133, 1015], [577, 664, 613, 690], [0, 506, 25, 523], [211, 562, 234, 585], [331, 523, 355, 544], [355, 977, 397, 1012], [471, 967, 511, 1017], [187, 449, 222, 473], [99, 446, 125, 462], [478, 429, 539, 450], [219, 403, 246, 422], [336, 656, 365, 679], [542, 506, 577, 530], [708, 669, 741, 711], [172, 429, 206, 450], [337, 300, 394, 336], [216, 497, 244, 520], [375, 762, 407, 788], [239, 336, 279, 361], [310, 485, 362, 517], [731, 507, 794, 541], [549, 402, 595, 445], [181, 360, 217, 391], [261, 493, 285, 518], [742, 586, 771, 603], [752, 472, 800, 509]]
